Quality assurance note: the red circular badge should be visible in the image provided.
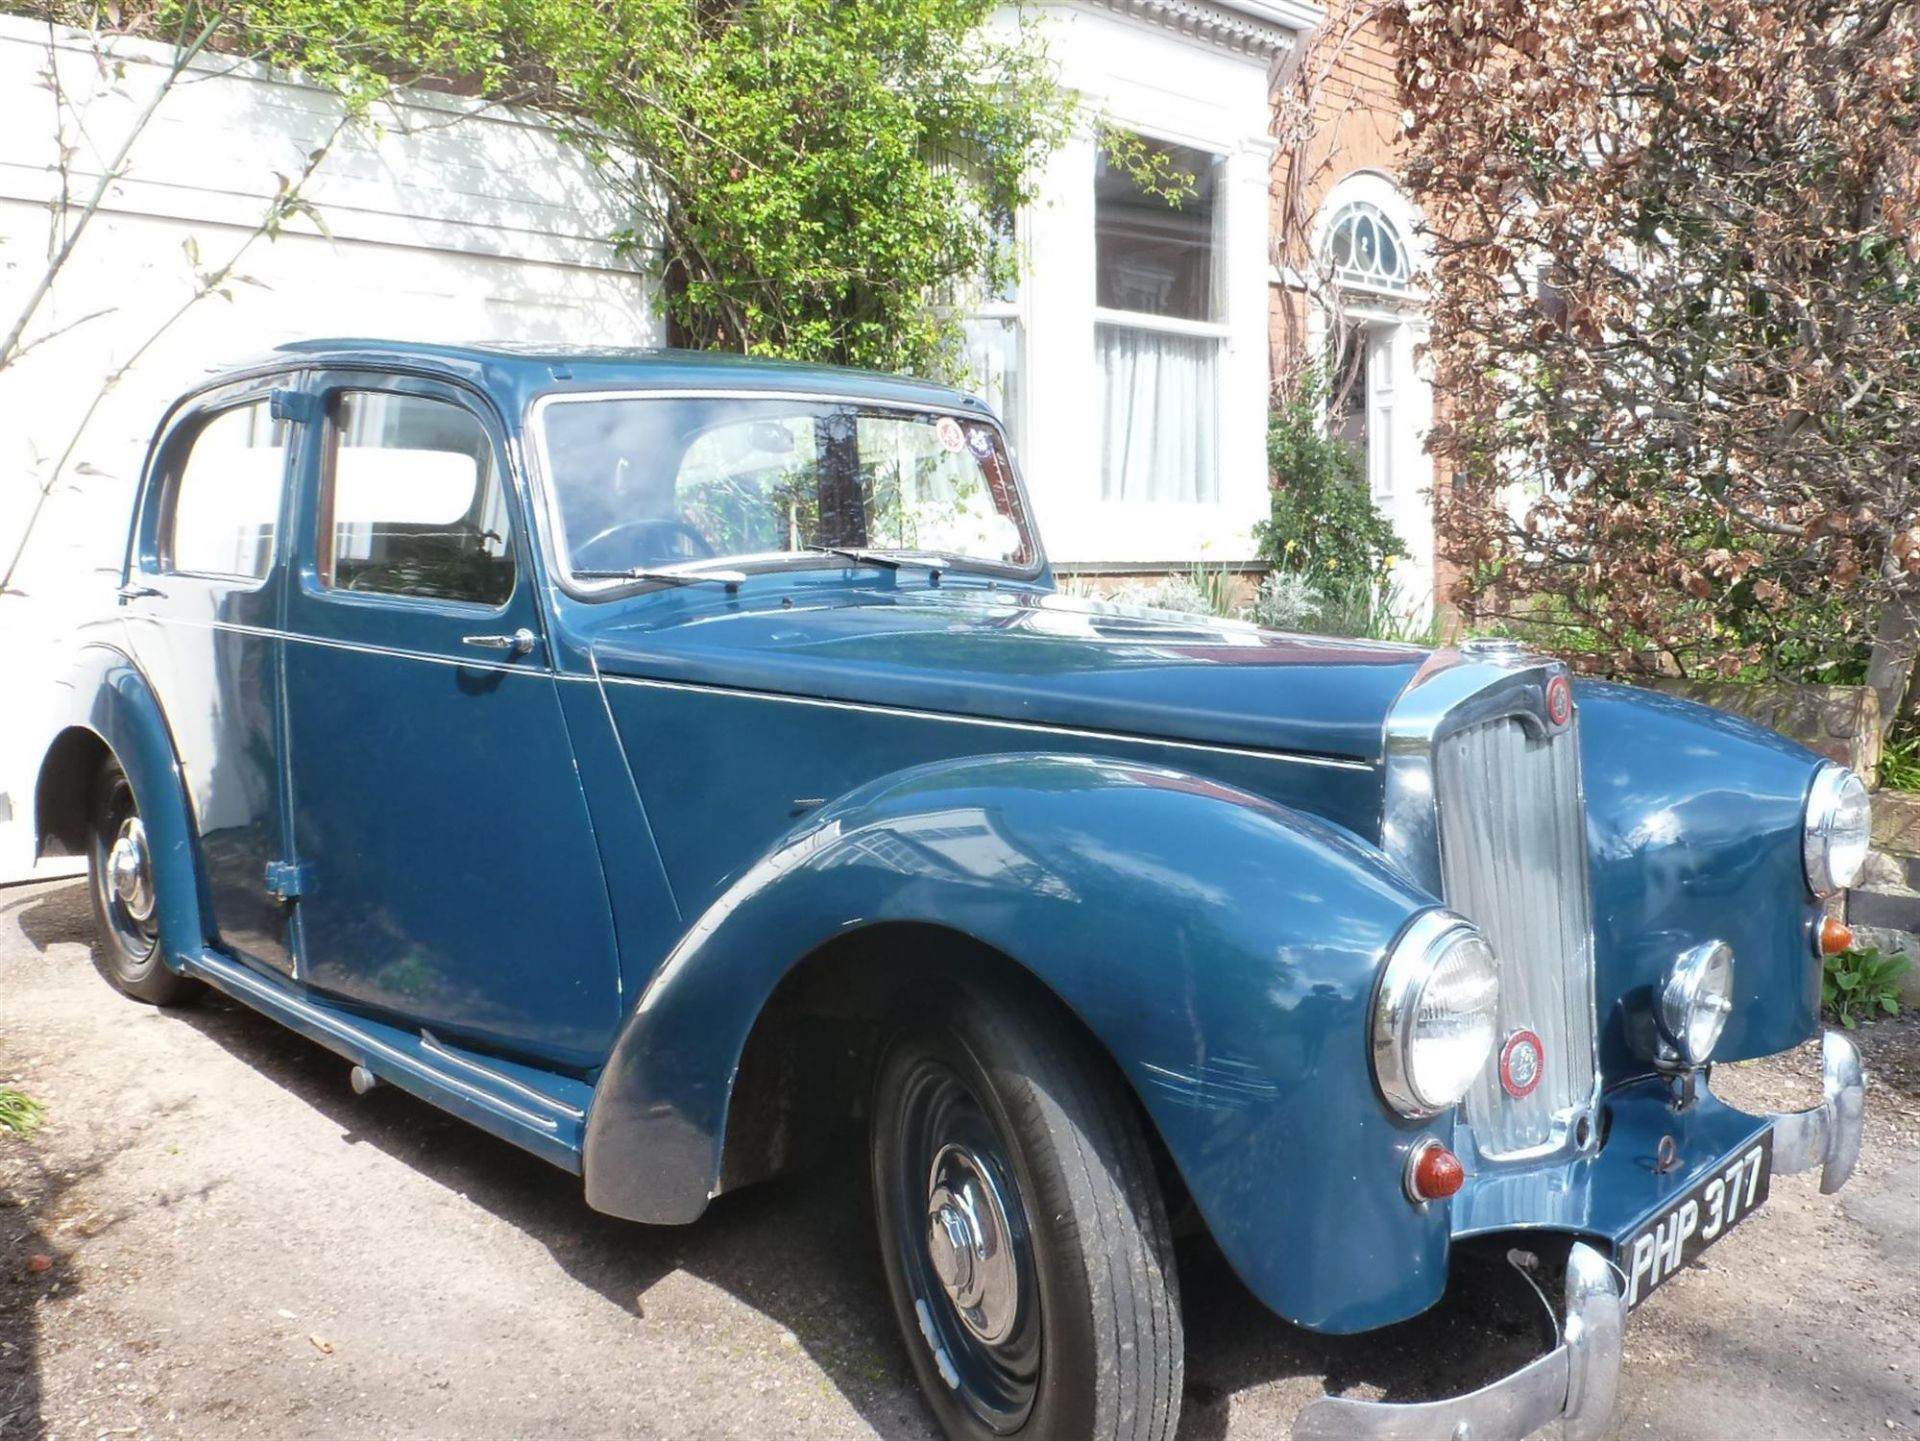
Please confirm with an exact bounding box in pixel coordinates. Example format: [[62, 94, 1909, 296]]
[[1546, 674, 1573, 726], [1500, 1030, 1545, 1099]]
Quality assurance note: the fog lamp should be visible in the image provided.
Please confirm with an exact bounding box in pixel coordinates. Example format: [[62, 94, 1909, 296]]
[[1658, 940, 1735, 1068]]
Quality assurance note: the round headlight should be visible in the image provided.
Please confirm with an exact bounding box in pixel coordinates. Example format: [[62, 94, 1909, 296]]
[[1659, 940, 1735, 1067], [1804, 763, 1870, 898], [1373, 911, 1501, 1118]]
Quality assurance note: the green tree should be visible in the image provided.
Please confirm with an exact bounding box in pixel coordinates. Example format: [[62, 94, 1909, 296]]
[[149, 0, 1071, 375]]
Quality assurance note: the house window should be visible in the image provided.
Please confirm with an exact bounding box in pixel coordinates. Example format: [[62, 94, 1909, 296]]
[[1324, 201, 1412, 295], [959, 315, 1022, 455], [1095, 133, 1226, 504]]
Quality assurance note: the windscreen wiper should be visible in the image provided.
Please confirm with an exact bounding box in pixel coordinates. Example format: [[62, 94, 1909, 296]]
[[801, 545, 951, 573], [573, 566, 748, 588]]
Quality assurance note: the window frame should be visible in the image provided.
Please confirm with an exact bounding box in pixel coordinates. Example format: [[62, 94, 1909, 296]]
[[155, 390, 291, 588], [1091, 128, 1230, 506], [310, 381, 522, 616]]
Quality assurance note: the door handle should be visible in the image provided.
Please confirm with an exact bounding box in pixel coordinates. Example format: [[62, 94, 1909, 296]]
[[460, 627, 537, 657], [117, 583, 164, 602]]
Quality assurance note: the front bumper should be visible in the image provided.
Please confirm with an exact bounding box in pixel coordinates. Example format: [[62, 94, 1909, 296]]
[[1292, 1030, 1865, 1441]]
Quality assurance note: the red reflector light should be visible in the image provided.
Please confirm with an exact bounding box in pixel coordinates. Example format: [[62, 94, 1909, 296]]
[[1406, 1141, 1465, 1203], [1819, 917, 1855, 957]]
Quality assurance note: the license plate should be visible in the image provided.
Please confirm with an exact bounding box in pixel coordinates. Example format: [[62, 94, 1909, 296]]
[[1618, 1130, 1773, 1309]]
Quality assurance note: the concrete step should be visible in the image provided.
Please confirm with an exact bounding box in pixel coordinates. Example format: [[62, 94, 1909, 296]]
[[1848, 886, 1920, 933]]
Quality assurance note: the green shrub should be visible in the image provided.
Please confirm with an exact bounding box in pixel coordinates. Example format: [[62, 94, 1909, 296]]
[[1255, 373, 1404, 619], [1822, 944, 1910, 1029]]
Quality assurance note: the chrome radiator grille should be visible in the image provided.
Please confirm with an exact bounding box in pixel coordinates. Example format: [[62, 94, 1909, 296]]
[[1434, 713, 1597, 1159]]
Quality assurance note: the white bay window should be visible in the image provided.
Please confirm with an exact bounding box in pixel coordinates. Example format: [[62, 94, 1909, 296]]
[[1094, 134, 1226, 504]]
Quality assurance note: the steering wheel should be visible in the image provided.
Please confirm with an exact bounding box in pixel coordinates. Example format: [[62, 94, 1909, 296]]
[[571, 518, 716, 571]]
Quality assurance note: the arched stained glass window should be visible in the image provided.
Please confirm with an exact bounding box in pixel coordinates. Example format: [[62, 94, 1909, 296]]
[[1324, 201, 1411, 293]]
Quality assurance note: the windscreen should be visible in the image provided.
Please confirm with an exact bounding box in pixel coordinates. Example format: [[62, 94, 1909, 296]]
[[537, 394, 1038, 582]]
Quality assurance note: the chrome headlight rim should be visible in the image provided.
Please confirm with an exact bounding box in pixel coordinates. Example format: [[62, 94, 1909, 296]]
[[1803, 762, 1870, 899], [1657, 939, 1736, 1068], [1372, 909, 1501, 1119]]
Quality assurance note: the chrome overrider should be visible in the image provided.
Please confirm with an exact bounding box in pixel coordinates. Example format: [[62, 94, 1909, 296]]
[[1773, 1030, 1868, 1195], [1290, 1030, 1867, 1441]]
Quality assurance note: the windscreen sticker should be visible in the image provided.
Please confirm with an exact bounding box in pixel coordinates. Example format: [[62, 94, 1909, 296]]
[[935, 416, 966, 453], [967, 425, 995, 458]]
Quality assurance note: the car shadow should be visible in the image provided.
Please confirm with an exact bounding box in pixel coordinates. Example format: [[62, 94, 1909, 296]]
[[16, 879, 1560, 1439]]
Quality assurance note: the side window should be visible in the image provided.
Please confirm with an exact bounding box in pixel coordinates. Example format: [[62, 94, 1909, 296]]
[[321, 391, 514, 607], [165, 400, 285, 580]]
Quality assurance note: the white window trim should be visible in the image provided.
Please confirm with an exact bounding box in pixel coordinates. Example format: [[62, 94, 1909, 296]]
[[1091, 307, 1231, 340]]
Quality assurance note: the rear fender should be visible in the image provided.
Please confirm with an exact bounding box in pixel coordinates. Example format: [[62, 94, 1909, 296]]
[[46, 645, 209, 967], [584, 751, 1452, 1332]]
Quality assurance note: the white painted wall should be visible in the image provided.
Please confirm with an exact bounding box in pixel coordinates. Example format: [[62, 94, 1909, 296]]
[[0, 16, 658, 881], [997, 2, 1290, 566]]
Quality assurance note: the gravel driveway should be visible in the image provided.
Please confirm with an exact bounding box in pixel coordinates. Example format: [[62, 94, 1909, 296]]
[[3, 875, 1917, 1440]]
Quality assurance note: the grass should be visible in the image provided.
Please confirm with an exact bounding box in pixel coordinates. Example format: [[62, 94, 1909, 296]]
[[1882, 728, 1920, 792], [0, 1087, 45, 1137]]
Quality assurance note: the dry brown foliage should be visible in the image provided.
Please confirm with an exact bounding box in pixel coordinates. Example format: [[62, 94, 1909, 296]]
[[1393, 0, 1920, 714]]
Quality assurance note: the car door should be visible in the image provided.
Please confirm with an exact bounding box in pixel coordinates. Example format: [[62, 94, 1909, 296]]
[[278, 371, 621, 1068], [126, 382, 299, 975]]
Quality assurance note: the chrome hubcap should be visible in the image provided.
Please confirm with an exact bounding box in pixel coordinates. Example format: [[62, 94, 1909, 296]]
[[108, 818, 154, 924], [926, 1144, 1020, 1345]]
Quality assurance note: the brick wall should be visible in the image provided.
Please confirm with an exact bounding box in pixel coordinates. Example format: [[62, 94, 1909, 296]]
[[1268, 6, 1469, 621]]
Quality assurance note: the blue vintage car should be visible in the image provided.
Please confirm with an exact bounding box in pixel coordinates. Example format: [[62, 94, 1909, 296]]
[[34, 340, 1869, 1441]]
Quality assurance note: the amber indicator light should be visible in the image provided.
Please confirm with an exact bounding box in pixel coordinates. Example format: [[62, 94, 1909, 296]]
[[1819, 917, 1855, 956]]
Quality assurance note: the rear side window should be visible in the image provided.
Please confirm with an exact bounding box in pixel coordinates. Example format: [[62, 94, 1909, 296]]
[[165, 401, 285, 580], [320, 391, 514, 607]]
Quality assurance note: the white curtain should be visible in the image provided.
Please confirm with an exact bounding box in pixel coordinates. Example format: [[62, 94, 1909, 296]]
[[1097, 325, 1219, 503]]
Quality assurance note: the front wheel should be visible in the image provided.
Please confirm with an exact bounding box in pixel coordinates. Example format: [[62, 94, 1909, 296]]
[[86, 756, 198, 1007], [871, 984, 1182, 1441]]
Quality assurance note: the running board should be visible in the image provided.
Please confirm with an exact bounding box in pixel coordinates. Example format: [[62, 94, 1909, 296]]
[[181, 948, 590, 1172]]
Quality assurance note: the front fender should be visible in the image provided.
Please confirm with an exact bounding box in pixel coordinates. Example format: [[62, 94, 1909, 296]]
[[1579, 683, 1826, 1079], [55, 643, 209, 967], [584, 752, 1451, 1332]]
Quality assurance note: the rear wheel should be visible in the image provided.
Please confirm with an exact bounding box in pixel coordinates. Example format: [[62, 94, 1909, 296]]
[[871, 984, 1181, 1441], [86, 756, 198, 1007]]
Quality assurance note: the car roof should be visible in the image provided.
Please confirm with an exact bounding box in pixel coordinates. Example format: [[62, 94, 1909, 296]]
[[191, 338, 992, 418]]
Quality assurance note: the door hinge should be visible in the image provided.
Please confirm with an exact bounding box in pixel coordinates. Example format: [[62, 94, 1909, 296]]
[[269, 388, 320, 424], [265, 860, 312, 901]]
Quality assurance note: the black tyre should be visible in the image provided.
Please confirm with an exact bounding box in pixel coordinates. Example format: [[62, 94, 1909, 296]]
[[86, 756, 198, 1007], [872, 983, 1182, 1441]]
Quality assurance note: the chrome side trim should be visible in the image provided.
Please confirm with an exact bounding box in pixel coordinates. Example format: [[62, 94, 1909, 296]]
[[1771, 1030, 1866, 1195], [420, 1030, 587, 1121], [181, 949, 565, 1135], [1292, 1242, 1623, 1441], [140, 615, 553, 677], [599, 673, 1376, 771]]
